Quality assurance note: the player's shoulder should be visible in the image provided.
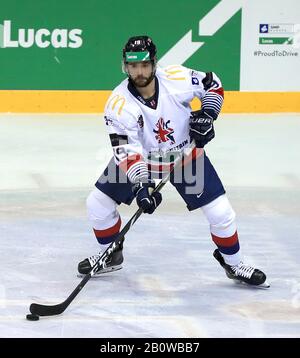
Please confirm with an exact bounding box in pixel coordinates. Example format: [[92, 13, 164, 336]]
[[157, 65, 206, 86], [157, 64, 190, 80], [105, 79, 139, 119]]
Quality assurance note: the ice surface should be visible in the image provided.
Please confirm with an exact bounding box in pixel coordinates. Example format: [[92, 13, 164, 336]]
[[0, 113, 299, 337]]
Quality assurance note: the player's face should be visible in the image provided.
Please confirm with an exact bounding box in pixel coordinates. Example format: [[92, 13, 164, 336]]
[[126, 61, 154, 87]]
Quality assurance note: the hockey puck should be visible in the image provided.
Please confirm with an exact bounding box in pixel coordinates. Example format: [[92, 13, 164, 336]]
[[26, 313, 40, 321]]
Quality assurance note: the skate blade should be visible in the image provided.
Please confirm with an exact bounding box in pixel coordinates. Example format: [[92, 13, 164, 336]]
[[233, 279, 270, 289], [77, 265, 122, 278]]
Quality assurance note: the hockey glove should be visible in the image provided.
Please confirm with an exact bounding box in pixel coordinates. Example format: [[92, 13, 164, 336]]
[[189, 109, 215, 148], [133, 181, 162, 214]]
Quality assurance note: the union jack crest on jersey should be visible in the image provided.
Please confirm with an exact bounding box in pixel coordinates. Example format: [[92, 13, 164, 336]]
[[153, 118, 175, 144]]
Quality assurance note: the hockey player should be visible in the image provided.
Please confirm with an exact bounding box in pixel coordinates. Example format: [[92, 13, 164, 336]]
[[78, 35, 268, 287]]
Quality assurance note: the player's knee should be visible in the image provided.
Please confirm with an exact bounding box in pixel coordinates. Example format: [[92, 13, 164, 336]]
[[215, 202, 236, 229], [202, 194, 236, 229], [86, 188, 116, 222]]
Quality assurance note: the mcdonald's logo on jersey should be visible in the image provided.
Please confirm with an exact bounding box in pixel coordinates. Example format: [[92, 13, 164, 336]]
[[164, 65, 186, 81], [106, 94, 126, 115]]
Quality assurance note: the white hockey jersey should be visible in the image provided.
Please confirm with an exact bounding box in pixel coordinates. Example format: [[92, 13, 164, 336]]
[[104, 65, 223, 182]]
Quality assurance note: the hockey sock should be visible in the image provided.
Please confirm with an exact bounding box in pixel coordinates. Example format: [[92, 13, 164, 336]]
[[93, 216, 122, 246], [211, 231, 241, 266]]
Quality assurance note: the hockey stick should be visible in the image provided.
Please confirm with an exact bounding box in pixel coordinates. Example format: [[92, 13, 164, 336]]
[[29, 143, 196, 317]]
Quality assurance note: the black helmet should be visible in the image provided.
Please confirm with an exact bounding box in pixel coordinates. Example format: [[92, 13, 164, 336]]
[[122, 35, 157, 64]]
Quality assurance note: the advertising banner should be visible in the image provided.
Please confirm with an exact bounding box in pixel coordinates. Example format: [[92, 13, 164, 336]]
[[0, 0, 299, 112]]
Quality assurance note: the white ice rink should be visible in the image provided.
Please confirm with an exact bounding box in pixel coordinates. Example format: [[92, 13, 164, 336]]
[[0, 113, 300, 337]]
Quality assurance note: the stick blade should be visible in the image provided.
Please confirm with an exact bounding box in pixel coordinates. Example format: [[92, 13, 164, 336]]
[[30, 302, 66, 316]]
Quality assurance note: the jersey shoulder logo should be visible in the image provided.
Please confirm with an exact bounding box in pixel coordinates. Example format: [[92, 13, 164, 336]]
[[164, 65, 186, 81], [153, 118, 175, 144], [192, 77, 199, 85]]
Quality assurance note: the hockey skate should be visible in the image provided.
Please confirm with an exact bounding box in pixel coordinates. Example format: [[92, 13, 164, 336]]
[[78, 243, 123, 276], [213, 249, 270, 288]]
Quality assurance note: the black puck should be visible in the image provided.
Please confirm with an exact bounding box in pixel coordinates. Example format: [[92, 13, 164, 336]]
[[26, 313, 40, 321]]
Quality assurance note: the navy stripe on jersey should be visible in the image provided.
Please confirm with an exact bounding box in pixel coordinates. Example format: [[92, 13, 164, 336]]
[[202, 92, 224, 117], [127, 161, 148, 183], [119, 153, 149, 183]]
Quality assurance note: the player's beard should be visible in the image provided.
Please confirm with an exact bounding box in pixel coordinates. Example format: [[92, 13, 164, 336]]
[[130, 73, 155, 88]]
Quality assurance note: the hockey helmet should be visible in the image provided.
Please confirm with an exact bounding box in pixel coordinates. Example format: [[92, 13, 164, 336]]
[[122, 35, 157, 64]]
